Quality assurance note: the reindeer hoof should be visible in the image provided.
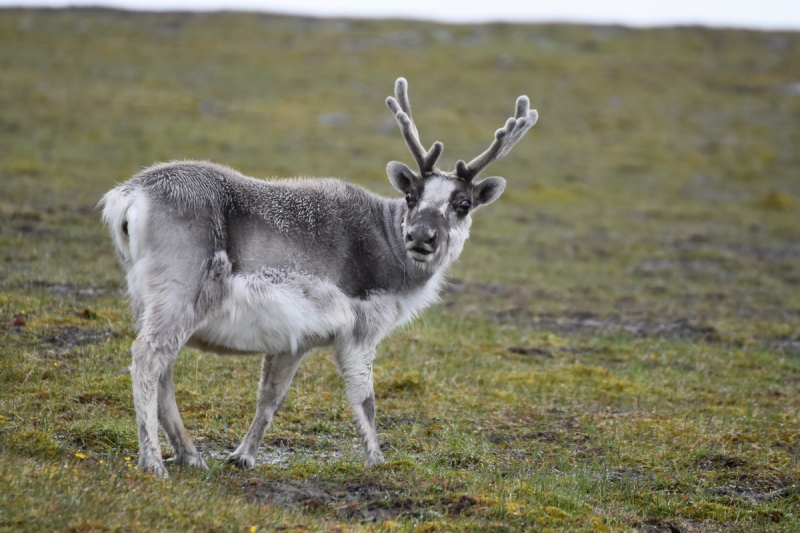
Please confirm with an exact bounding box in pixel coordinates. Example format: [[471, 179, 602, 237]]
[[167, 454, 208, 470], [364, 451, 386, 468], [226, 452, 256, 470], [139, 455, 169, 477]]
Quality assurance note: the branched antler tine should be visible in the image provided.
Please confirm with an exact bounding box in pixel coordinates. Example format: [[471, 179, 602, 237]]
[[387, 78, 443, 175], [460, 96, 538, 180], [515, 95, 530, 120], [460, 118, 516, 180], [424, 141, 443, 172], [392, 77, 424, 146], [394, 78, 415, 130], [498, 108, 538, 159], [387, 97, 427, 171]]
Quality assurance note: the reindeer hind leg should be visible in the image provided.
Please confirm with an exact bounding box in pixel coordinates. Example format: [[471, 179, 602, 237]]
[[130, 248, 230, 475], [131, 328, 184, 476], [158, 364, 207, 469]]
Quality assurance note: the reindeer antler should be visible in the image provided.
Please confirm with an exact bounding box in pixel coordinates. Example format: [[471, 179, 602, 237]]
[[455, 96, 538, 182], [386, 78, 443, 176]]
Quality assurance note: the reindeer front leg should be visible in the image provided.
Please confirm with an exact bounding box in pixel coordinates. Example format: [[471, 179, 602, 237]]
[[334, 342, 385, 467], [228, 351, 305, 469]]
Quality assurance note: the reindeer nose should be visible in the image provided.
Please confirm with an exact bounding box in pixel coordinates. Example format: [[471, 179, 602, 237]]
[[406, 226, 437, 255], [405, 229, 437, 243]]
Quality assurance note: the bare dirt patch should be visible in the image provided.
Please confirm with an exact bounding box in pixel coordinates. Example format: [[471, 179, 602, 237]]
[[506, 346, 555, 358], [707, 483, 797, 504], [695, 454, 747, 470], [3, 319, 120, 362], [39, 326, 116, 350], [444, 281, 732, 343], [603, 467, 651, 484], [527, 313, 724, 342], [770, 335, 800, 357], [704, 470, 800, 505], [633, 258, 730, 281], [637, 519, 745, 533], [243, 478, 434, 521], [447, 494, 478, 516], [31, 280, 120, 298], [730, 243, 800, 264]]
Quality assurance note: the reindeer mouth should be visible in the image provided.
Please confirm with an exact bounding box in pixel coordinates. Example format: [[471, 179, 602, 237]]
[[410, 246, 432, 255], [407, 246, 434, 262]]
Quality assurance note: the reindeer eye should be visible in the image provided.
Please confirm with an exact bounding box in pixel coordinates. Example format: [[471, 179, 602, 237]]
[[455, 200, 471, 214], [405, 193, 416, 208]]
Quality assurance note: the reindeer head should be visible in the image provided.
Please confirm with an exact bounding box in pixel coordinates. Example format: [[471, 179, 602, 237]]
[[385, 77, 538, 270]]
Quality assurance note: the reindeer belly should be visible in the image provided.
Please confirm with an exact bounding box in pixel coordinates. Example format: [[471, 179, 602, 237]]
[[190, 271, 354, 355]]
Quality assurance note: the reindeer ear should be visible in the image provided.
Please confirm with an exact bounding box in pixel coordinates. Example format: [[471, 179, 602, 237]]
[[472, 176, 506, 209], [386, 161, 420, 194]]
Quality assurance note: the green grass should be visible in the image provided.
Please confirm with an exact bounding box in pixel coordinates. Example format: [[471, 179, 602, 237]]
[[1, 7, 799, 532]]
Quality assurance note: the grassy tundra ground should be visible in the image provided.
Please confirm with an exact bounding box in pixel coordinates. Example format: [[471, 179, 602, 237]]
[[1, 8, 799, 532]]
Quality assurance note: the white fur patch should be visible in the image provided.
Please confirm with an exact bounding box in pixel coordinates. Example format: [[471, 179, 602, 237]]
[[395, 269, 446, 327], [443, 215, 471, 266], [189, 269, 447, 356], [100, 187, 139, 265], [417, 177, 456, 213], [192, 272, 353, 355]]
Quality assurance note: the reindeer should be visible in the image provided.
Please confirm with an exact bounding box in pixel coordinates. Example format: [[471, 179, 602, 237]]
[[100, 78, 538, 475]]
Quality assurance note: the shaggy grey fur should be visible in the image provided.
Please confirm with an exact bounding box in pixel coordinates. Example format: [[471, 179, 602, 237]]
[[100, 78, 538, 475]]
